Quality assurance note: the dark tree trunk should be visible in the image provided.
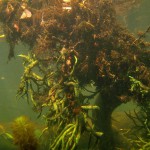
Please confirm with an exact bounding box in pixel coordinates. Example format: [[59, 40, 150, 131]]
[[93, 92, 122, 150]]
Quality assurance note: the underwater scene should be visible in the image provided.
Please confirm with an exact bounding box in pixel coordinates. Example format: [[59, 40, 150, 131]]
[[0, 0, 150, 150]]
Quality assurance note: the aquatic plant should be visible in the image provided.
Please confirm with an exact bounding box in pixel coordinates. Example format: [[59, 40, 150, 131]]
[[0, 124, 13, 142], [124, 76, 150, 149], [16, 53, 102, 149], [11, 116, 38, 150], [0, 0, 150, 149]]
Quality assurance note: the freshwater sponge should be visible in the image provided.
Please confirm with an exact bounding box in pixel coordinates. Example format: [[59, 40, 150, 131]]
[[12, 116, 38, 150]]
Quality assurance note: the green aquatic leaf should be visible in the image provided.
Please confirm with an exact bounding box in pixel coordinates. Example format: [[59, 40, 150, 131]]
[[94, 131, 103, 137], [4, 133, 14, 140], [0, 34, 5, 38]]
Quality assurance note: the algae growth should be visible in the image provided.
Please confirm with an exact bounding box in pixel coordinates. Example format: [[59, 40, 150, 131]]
[[0, 0, 150, 149]]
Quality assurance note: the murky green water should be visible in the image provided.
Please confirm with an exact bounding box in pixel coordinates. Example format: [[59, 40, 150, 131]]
[[0, 43, 39, 122], [0, 0, 149, 149]]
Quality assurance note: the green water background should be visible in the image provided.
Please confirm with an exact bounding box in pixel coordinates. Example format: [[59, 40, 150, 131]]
[[0, 43, 39, 123]]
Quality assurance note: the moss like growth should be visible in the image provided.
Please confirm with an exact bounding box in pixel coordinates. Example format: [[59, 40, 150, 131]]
[[12, 116, 38, 150], [0, 0, 150, 149]]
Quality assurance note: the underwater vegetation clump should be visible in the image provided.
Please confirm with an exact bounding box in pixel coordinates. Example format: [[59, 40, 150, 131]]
[[0, 0, 150, 149], [125, 77, 150, 149], [11, 116, 38, 150], [126, 109, 150, 150]]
